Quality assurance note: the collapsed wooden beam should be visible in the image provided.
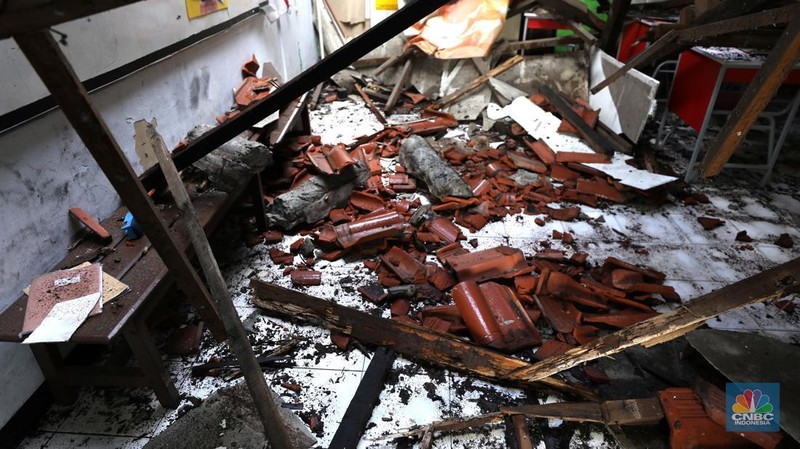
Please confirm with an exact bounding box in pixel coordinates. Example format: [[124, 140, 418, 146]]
[[433, 55, 524, 109], [140, 0, 451, 190], [598, 0, 632, 55], [329, 347, 395, 449], [249, 280, 596, 399], [692, 0, 771, 25], [538, 85, 614, 155], [700, 10, 800, 177], [494, 36, 583, 55], [512, 257, 800, 382]]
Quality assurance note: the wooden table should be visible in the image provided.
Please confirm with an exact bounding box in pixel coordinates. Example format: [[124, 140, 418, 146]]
[[0, 185, 246, 408]]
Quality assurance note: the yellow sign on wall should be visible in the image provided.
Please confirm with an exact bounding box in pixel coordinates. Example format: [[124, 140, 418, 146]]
[[375, 0, 398, 11], [186, 0, 229, 19]]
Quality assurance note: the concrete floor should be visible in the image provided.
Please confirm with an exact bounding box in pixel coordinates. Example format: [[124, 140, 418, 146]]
[[15, 102, 800, 449]]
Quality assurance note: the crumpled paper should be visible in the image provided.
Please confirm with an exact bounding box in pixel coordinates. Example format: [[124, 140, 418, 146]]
[[406, 0, 509, 59]]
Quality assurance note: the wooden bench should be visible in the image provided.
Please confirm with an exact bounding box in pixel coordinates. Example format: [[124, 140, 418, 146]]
[[0, 183, 259, 408]]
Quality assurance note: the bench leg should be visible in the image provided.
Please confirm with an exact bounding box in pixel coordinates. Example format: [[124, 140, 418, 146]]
[[123, 319, 180, 409], [249, 174, 268, 233], [29, 343, 78, 405]]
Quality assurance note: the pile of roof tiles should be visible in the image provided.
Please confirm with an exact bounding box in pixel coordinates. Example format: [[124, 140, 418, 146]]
[[244, 84, 685, 369]]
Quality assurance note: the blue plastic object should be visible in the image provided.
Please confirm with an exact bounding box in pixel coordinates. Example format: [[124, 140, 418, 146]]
[[122, 211, 144, 240]]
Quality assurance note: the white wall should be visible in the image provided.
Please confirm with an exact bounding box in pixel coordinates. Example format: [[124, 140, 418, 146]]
[[0, 0, 318, 430]]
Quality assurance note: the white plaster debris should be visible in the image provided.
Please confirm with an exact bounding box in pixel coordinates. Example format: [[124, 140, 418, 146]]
[[310, 99, 384, 145], [487, 97, 677, 190]]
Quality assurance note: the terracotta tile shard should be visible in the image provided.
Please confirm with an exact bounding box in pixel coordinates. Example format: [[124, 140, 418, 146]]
[[603, 257, 666, 283], [350, 190, 385, 212], [524, 138, 556, 164], [562, 232, 574, 244], [583, 366, 610, 384], [390, 299, 411, 317], [328, 209, 351, 225], [68, 207, 111, 242], [539, 270, 607, 310], [775, 233, 794, 248], [469, 178, 492, 196], [576, 178, 627, 203], [263, 231, 284, 243], [571, 252, 589, 265], [734, 230, 753, 242], [358, 283, 387, 304], [290, 270, 322, 286], [658, 388, 753, 449], [608, 269, 644, 291], [697, 216, 725, 230], [583, 311, 657, 328], [452, 281, 541, 352], [425, 216, 464, 244], [403, 91, 428, 104], [334, 211, 407, 249], [330, 331, 351, 350], [269, 248, 295, 265], [431, 197, 480, 212], [446, 246, 529, 283], [307, 144, 358, 175], [427, 266, 456, 291], [543, 206, 581, 221], [534, 339, 575, 361], [507, 152, 548, 174], [241, 54, 259, 77], [379, 247, 427, 284], [632, 283, 681, 302], [534, 217, 546, 226], [435, 242, 470, 264], [234, 77, 272, 107], [422, 316, 453, 333], [515, 275, 539, 296], [554, 151, 610, 164], [549, 163, 579, 182], [166, 323, 204, 356], [535, 294, 581, 334], [573, 325, 600, 345], [281, 382, 302, 393]]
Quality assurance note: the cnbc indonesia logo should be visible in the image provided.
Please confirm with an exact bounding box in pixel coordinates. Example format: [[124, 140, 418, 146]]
[[726, 383, 780, 432]]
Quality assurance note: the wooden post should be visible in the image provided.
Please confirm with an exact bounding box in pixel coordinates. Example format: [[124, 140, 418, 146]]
[[434, 55, 524, 109], [149, 124, 295, 449], [13, 30, 226, 341], [599, 0, 632, 55], [701, 11, 800, 177], [384, 58, 414, 114]]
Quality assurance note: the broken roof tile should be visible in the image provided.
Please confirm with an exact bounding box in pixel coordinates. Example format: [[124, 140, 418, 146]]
[[269, 248, 295, 265], [290, 270, 322, 286], [350, 190, 385, 212], [583, 311, 657, 328], [543, 206, 581, 221], [507, 151, 548, 173], [445, 246, 529, 283], [549, 163, 580, 182], [576, 178, 628, 203], [555, 151, 610, 164], [452, 281, 541, 352], [603, 257, 666, 283], [357, 283, 387, 304], [535, 294, 581, 334], [697, 216, 725, 230], [334, 211, 407, 249], [533, 339, 575, 361], [775, 233, 794, 248], [379, 247, 427, 284], [523, 138, 556, 164], [426, 216, 464, 244]]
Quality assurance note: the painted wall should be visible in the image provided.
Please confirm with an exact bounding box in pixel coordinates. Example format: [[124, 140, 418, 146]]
[[0, 0, 318, 430]]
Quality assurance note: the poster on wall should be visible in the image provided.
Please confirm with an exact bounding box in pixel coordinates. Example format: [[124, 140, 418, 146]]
[[375, 0, 398, 10], [185, 0, 229, 19]]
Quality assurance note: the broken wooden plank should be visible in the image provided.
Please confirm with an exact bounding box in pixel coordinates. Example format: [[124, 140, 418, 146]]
[[434, 55, 524, 109], [511, 415, 533, 449], [678, 4, 800, 44], [538, 85, 613, 155], [599, 0, 632, 54], [384, 58, 414, 114], [567, 20, 597, 45], [150, 124, 295, 449], [495, 36, 583, 55], [511, 257, 800, 382], [536, 0, 605, 31], [329, 347, 395, 449], [249, 280, 595, 399], [354, 83, 387, 125], [701, 11, 800, 177], [590, 30, 678, 94], [692, 0, 770, 25]]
